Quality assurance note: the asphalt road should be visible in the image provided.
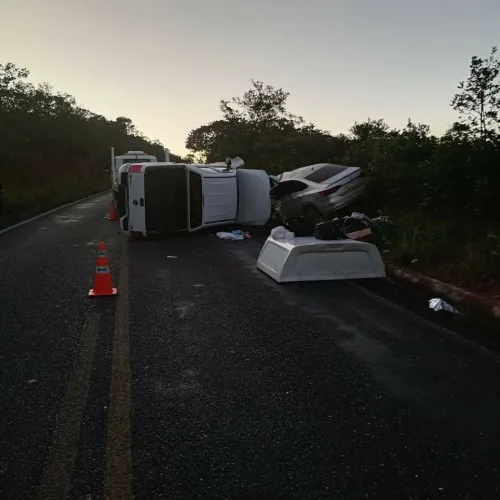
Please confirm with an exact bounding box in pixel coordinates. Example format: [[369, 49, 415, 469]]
[[1, 194, 500, 500]]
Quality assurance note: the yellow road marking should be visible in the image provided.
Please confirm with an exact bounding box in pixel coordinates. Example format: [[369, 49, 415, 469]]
[[104, 241, 133, 500], [38, 313, 100, 500]]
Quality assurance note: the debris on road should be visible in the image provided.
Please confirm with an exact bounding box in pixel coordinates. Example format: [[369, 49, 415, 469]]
[[279, 212, 377, 242], [257, 235, 386, 283], [284, 215, 316, 236], [217, 231, 243, 240], [270, 226, 288, 239], [429, 298, 459, 314], [346, 227, 372, 240], [314, 220, 347, 240], [167, 255, 177, 259], [257, 210, 387, 283], [216, 230, 251, 241], [342, 212, 374, 240], [350, 211, 369, 220]]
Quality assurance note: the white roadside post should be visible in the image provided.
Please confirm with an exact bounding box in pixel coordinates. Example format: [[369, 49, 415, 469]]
[[110, 146, 116, 209], [110, 147, 115, 183]]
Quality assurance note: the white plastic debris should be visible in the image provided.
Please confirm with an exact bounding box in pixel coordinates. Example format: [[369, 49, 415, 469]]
[[350, 212, 369, 220], [270, 226, 288, 239], [216, 231, 244, 241], [167, 255, 177, 259], [230, 156, 245, 169], [372, 216, 392, 224], [346, 228, 372, 240], [429, 298, 459, 314]]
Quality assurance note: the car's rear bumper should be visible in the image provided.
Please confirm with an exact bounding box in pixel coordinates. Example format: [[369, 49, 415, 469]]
[[322, 184, 367, 215]]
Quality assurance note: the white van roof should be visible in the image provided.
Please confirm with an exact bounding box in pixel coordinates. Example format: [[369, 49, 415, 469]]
[[115, 152, 157, 160]]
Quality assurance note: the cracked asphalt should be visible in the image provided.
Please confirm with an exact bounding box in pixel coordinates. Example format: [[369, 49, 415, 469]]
[[1, 194, 500, 500]]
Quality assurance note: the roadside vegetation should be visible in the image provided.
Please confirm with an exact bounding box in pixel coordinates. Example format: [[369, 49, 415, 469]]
[[0, 63, 182, 225], [186, 48, 500, 293]]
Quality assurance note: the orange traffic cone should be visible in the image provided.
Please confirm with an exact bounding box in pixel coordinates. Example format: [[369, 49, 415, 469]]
[[109, 201, 118, 221], [89, 242, 118, 297]]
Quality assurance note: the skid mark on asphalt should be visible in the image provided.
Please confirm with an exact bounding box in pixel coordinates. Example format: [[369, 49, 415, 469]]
[[38, 313, 101, 500], [154, 369, 202, 398], [75, 202, 99, 210], [104, 240, 133, 500], [54, 215, 84, 224]]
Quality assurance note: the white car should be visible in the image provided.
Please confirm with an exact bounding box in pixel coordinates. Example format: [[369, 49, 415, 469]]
[[272, 163, 366, 223]]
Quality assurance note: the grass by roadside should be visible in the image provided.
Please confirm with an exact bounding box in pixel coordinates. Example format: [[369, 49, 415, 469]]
[[0, 175, 108, 230], [371, 211, 500, 301]]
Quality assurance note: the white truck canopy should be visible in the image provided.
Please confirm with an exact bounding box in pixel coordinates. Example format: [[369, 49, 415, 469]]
[[111, 150, 157, 191]]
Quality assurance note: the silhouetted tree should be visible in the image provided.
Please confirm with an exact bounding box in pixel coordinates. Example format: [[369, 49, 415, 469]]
[[452, 47, 500, 142]]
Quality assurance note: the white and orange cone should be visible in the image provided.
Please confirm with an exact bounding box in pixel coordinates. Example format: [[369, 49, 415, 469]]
[[88, 242, 118, 297], [109, 201, 118, 221]]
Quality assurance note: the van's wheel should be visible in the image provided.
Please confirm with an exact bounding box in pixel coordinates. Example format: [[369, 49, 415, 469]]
[[303, 206, 323, 226]]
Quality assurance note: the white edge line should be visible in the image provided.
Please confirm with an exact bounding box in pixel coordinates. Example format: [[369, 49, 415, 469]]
[[0, 190, 111, 236]]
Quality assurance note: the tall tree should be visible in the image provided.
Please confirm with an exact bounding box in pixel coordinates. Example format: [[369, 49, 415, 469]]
[[451, 46, 500, 142], [220, 79, 303, 128], [186, 80, 330, 169], [115, 116, 136, 135]]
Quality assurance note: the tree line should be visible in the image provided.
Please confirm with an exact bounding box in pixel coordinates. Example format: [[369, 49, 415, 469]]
[[2, 48, 498, 222], [186, 47, 500, 222], [0, 63, 182, 221]]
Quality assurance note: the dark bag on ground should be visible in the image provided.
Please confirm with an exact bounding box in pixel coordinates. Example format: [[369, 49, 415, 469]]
[[285, 215, 316, 237], [314, 221, 347, 240]]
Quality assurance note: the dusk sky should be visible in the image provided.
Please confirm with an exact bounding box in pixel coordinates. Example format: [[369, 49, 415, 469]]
[[2, 0, 499, 155]]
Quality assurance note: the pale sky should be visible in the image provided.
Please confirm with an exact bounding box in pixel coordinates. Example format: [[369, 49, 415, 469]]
[[1, 0, 499, 155]]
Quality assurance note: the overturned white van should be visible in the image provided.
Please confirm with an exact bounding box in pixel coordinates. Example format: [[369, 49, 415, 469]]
[[120, 160, 272, 237]]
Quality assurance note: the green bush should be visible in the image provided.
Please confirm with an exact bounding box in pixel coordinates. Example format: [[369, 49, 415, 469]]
[[373, 211, 500, 286]]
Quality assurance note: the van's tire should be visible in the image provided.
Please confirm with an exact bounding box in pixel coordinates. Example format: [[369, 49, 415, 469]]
[[303, 206, 323, 226]]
